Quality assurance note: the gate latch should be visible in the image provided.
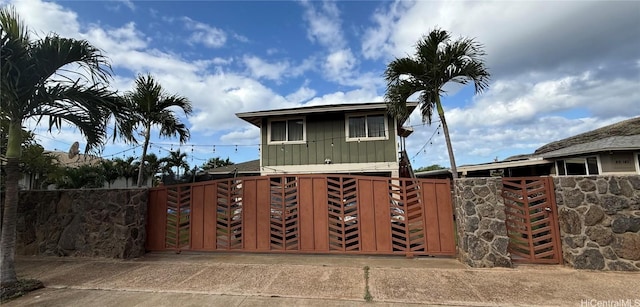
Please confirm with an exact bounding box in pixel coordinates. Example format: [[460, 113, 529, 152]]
[[544, 207, 552, 212]]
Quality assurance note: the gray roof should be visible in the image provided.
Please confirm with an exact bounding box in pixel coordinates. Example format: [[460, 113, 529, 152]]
[[535, 116, 640, 155], [204, 159, 260, 174], [535, 135, 640, 159], [236, 102, 418, 127]]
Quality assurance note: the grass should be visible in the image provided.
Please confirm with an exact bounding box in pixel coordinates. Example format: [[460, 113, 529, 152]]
[[0, 279, 44, 302], [363, 266, 373, 302]]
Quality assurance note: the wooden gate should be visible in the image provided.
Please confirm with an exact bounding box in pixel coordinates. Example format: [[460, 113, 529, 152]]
[[502, 177, 562, 264], [147, 175, 456, 256]]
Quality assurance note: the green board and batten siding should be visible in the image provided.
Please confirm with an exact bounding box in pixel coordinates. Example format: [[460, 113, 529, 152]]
[[262, 113, 397, 167]]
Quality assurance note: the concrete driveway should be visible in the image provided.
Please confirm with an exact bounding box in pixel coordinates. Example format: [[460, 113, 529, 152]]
[[7, 252, 640, 306]]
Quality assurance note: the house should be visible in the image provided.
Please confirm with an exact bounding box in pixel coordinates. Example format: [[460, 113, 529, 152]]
[[458, 116, 640, 177], [198, 159, 260, 181], [234, 102, 418, 177]]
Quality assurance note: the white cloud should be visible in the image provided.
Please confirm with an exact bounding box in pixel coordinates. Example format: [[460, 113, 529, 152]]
[[447, 72, 639, 129], [300, 0, 345, 50], [10, 0, 80, 38], [219, 128, 260, 145], [182, 17, 227, 48], [324, 49, 356, 79], [302, 89, 382, 107], [242, 56, 290, 81], [285, 85, 316, 104]]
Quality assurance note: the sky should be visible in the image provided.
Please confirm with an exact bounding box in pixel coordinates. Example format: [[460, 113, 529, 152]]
[[4, 0, 640, 170]]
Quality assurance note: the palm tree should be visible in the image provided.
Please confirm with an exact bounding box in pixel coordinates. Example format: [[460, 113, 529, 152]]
[[0, 7, 125, 285], [161, 150, 189, 182], [201, 156, 234, 170], [384, 28, 490, 179], [140, 153, 161, 186], [113, 156, 138, 187], [123, 74, 192, 187], [100, 160, 119, 188]]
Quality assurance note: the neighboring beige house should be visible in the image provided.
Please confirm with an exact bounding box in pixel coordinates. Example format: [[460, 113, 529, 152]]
[[234, 102, 418, 177], [457, 117, 640, 178]]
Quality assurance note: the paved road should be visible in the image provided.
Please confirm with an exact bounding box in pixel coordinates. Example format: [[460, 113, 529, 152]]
[[7, 252, 640, 306]]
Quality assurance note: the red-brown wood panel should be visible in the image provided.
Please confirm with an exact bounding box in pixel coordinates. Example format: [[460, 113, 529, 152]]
[[191, 185, 204, 250], [373, 180, 392, 252], [357, 179, 377, 252], [203, 184, 217, 250], [312, 178, 329, 251], [146, 189, 168, 250], [434, 182, 455, 253], [256, 178, 271, 251], [298, 178, 315, 251], [423, 182, 441, 252], [243, 179, 258, 250]]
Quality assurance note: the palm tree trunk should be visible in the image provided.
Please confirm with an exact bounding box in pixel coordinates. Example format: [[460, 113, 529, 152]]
[[1, 122, 22, 285], [136, 125, 151, 187], [436, 97, 458, 179]]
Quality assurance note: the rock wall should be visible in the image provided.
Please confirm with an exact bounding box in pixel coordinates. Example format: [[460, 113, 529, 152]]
[[554, 176, 640, 271], [16, 189, 148, 259], [454, 178, 512, 268]]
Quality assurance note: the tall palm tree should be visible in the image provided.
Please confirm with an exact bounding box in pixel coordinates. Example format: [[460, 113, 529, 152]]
[[0, 7, 125, 285], [384, 28, 490, 178], [123, 74, 192, 187]]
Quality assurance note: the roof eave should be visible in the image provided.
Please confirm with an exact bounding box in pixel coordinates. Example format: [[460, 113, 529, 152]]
[[236, 102, 418, 127]]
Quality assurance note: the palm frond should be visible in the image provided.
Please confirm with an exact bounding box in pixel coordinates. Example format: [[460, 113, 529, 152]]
[[32, 35, 112, 85]]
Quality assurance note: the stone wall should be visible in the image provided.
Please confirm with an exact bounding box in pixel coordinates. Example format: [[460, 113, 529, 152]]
[[554, 176, 640, 271], [454, 178, 512, 268], [16, 189, 148, 259]]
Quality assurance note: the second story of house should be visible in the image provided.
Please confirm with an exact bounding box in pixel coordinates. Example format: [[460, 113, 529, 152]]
[[236, 102, 418, 176]]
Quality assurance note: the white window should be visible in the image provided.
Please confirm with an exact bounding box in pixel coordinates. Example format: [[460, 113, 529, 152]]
[[268, 118, 305, 144], [346, 114, 388, 141], [556, 156, 599, 176]]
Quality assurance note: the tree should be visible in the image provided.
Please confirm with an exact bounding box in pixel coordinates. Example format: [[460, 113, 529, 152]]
[[19, 144, 59, 189], [414, 164, 446, 173], [122, 74, 192, 187], [201, 157, 234, 170], [384, 28, 490, 179], [139, 153, 161, 186], [113, 156, 138, 187], [0, 7, 126, 285], [161, 150, 189, 182], [99, 160, 119, 188], [52, 165, 105, 189]]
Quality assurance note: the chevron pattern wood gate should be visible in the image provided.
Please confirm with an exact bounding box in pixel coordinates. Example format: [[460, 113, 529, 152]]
[[147, 175, 456, 256], [502, 177, 562, 264]]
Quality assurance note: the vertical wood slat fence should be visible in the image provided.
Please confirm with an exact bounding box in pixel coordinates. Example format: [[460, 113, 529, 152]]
[[147, 175, 456, 256], [502, 176, 562, 264]]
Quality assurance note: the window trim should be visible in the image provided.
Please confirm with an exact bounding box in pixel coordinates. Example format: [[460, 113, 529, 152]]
[[267, 117, 306, 145], [555, 155, 601, 176], [345, 112, 389, 142], [635, 152, 640, 174]]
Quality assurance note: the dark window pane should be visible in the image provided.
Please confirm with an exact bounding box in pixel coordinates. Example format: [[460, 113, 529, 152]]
[[566, 158, 587, 175], [367, 115, 385, 137], [587, 157, 599, 175], [271, 121, 286, 141], [288, 120, 303, 141], [557, 160, 566, 175], [349, 117, 366, 138]]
